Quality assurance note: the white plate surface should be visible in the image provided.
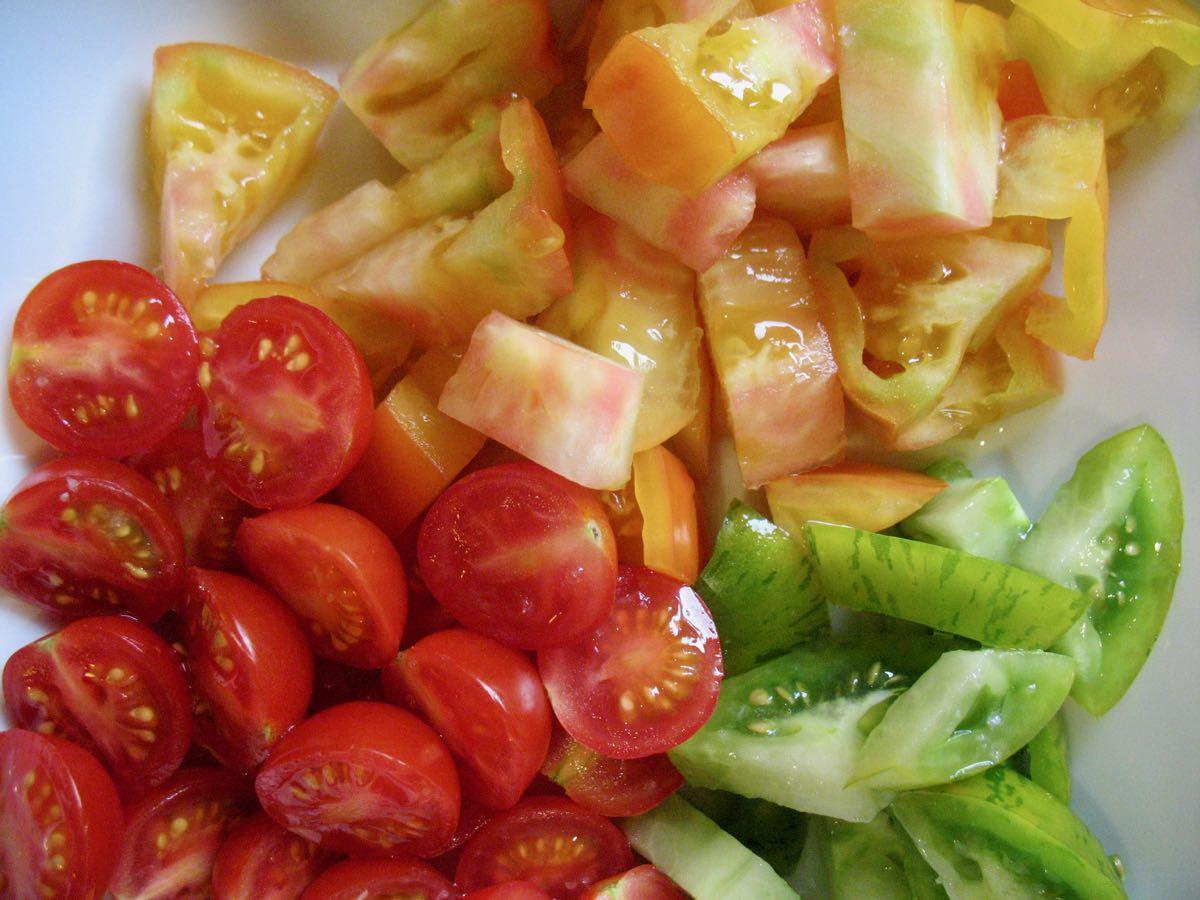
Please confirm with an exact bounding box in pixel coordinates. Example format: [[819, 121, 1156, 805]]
[[0, 2, 1197, 897]]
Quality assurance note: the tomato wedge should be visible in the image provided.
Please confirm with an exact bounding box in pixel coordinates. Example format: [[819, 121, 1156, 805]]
[[580, 865, 688, 900], [541, 727, 683, 818], [199, 294, 373, 509], [765, 462, 948, 533], [301, 858, 456, 900], [539, 565, 723, 760], [3, 616, 192, 794], [0, 456, 185, 622], [211, 812, 330, 900], [8, 260, 199, 457], [0, 730, 123, 900]]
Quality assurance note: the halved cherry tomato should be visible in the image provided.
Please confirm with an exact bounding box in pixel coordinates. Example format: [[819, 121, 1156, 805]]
[[180, 568, 314, 770], [199, 295, 373, 509], [541, 727, 683, 818], [0, 456, 185, 622], [109, 767, 254, 900], [8, 260, 199, 458], [580, 865, 688, 900], [255, 701, 460, 858], [236, 503, 408, 668], [539, 565, 723, 759], [464, 882, 554, 900], [418, 462, 618, 649], [3, 616, 191, 794], [383, 628, 552, 810], [211, 812, 330, 900], [301, 857, 456, 900], [131, 428, 253, 569], [0, 730, 124, 900], [455, 796, 634, 898]]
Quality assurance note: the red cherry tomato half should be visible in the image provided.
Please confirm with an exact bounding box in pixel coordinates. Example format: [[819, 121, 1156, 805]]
[[538, 565, 723, 759], [579, 865, 688, 900], [211, 812, 330, 900], [8, 260, 199, 457], [131, 428, 253, 569], [199, 295, 373, 509], [0, 730, 124, 900], [541, 727, 682, 818], [3, 615, 192, 794], [0, 456, 185, 622], [255, 701, 460, 858], [383, 628, 552, 810], [418, 462, 618, 649], [236, 503, 408, 668], [455, 796, 634, 898], [464, 882, 555, 900], [180, 568, 314, 771], [109, 767, 254, 900], [300, 857, 456, 900]]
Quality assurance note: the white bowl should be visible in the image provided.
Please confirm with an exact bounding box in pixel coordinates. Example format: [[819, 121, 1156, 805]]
[[0, 2, 1196, 896]]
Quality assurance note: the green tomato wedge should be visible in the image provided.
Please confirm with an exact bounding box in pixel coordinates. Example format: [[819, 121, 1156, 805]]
[[899, 466, 1031, 564], [621, 795, 800, 900], [816, 812, 947, 900], [1013, 425, 1183, 716], [678, 786, 807, 878], [892, 767, 1126, 899], [852, 649, 1075, 790], [1010, 711, 1071, 805], [805, 523, 1090, 648], [697, 502, 829, 677]]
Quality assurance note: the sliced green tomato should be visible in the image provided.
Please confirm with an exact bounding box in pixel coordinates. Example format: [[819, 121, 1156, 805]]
[[695, 502, 828, 678], [1011, 711, 1071, 805], [1013, 425, 1183, 715], [852, 649, 1075, 790], [668, 635, 959, 821], [677, 786, 807, 878], [817, 813, 947, 900], [892, 767, 1125, 899], [804, 523, 1090, 649], [899, 467, 1031, 564], [621, 795, 800, 900]]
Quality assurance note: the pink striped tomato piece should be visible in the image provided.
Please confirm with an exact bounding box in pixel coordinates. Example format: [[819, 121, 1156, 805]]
[[745, 121, 851, 234]]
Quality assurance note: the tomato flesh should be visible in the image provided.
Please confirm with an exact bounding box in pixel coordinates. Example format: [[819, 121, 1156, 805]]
[[211, 812, 329, 900], [301, 857, 456, 900]]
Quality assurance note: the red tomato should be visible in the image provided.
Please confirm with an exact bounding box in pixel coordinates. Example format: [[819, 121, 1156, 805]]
[[418, 463, 618, 649], [300, 858, 456, 900], [211, 812, 330, 900], [383, 628, 552, 810], [199, 294, 373, 509], [541, 727, 682, 818], [109, 767, 254, 900], [998, 59, 1051, 121], [455, 796, 633, 898], [8, 260, 198, 457], [0, 456, 185, 622], [3, 616, 192, 793], [398, 518, 459, 648], [131, 428, 253, 569], [255, 701, 460, 858], [236, 503, 408, 668], [180, 568, 314, 770], [464, 882, 554, 900], [538, 565, 723, 759], [308, 657, 382, 714], [0, 730, 124, 900], [579, 865, 687, 900]]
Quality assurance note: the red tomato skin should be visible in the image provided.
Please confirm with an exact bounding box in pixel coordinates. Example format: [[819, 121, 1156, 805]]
[[211, 812, 330, 900], [236, 503, 408, 668], [398, 518, 459, 648], [0, 456, 186, 622], [383, 628, 552, 810], [181, 568, 314, 771], [418, 462, 618, 649], [579, 865, 688, 900], [464, 882, 555, 900], [0, 729, 124, 900], [300, 857, 456, 900], [255, 701, 461, 859], [538, 566, 723, 760], [998, 59, 1051, 121], [200, 295, 374, 509], [109, 767, 254, 900], [455, 796, 634, 898], [2, 615, 192, 794], [9, 259, 199, 457], [541, 727, 682, 818]]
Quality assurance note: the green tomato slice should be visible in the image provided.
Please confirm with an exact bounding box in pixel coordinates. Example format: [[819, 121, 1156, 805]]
[[1010, 711, 1071, 805], [899, 469, 1032, 564], [817, 812, 948, 900]]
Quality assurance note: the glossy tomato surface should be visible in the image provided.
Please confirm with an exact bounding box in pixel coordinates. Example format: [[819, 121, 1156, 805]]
[[541, 727, 682, 818], [463, 882, 554, 900], [539, 565, 723, 759], [211, 812, 330, 900], [300, 857, 456, 900], [3, 615, 191, 793], [256, 701, 460, 858], [418, 462, 617, 649], [0, 456, 185, 622], [8, 259, 198, 457], [199, 294, 373, 509], [0, 729, 124, 900]]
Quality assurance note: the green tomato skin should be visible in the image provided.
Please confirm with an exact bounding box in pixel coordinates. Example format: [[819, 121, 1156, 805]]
[[697, 502, 829, 676], [899, 473, 1032, 564], [1013, 425, 1183, 715], [820, 813, 948, 900], [805, 523, 1090, 649], [1011, 711, 1071, 805], [892, 767, 1126, 899], [677, 786, 807, 878]]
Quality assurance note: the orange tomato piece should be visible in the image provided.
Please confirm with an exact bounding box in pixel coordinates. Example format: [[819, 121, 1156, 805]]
[[633, 446, 701, 584], [765, 462, 947, 533], [997, 59, 1051, 120]]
